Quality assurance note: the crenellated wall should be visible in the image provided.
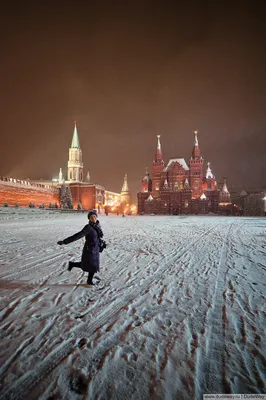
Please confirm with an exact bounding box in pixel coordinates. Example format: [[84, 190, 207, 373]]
[[0, 180, 59, 207]]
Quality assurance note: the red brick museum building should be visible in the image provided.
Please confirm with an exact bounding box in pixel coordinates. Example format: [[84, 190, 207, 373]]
[[137, 132, 231, 215]]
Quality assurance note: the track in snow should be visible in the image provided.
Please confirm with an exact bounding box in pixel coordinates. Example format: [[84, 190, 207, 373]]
[[0, 215, 265, 399]]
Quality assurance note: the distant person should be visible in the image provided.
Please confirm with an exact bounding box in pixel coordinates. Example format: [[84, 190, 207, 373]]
[[57, 211, 105, 285]]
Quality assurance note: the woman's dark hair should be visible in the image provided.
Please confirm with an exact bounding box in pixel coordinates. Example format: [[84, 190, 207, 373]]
[[88, 211, 97, 219]]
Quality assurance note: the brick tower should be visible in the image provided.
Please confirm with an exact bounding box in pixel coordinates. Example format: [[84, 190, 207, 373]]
[[189, 131, 204, 198], [152, 135, 164, 198]]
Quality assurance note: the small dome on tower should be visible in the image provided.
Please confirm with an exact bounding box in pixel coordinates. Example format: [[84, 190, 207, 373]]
[[206, 162, 214, 179], [143, 167, 150, 181]]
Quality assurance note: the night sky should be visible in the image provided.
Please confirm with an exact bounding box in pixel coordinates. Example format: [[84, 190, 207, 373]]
[[1, 1, 265, 198]]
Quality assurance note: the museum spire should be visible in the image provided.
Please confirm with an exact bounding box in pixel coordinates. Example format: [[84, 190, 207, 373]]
[[192, 130, 201, 159], [154, 135, 163, 162]]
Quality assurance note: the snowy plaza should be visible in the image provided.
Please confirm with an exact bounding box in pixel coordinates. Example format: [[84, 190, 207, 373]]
[[0, 210, 265, 399]]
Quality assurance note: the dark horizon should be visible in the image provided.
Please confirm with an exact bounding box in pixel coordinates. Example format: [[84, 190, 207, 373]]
[[1, 1, 266, 196]]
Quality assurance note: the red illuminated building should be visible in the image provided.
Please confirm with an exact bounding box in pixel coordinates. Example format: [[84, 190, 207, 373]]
[[138, 132, 231, 215]]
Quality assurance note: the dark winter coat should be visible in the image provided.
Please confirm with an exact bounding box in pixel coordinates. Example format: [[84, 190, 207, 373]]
[[63, 223, 101, 273]]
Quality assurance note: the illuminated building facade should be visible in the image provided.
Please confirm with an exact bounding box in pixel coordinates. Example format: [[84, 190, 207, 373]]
[[137, 132, 231, 215], [0, 177, 58, 207]]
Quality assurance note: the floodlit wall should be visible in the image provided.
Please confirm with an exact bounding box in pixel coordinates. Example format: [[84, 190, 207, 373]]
[[0, 180, 59, 207]]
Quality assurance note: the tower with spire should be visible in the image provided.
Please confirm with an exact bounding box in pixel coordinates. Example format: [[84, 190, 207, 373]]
[[205, 162, 217, 190], [58, 168, 63, 184], [67, 121, 83, 182], [189, 130, 204, 198], [220, 178, 230, 202], [152, 135, 164, 196], [141, 167, 152, 193], [120, 173, 131, 205]]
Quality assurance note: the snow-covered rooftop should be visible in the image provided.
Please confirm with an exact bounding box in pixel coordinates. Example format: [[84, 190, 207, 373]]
[[164, 158, 189, 171]]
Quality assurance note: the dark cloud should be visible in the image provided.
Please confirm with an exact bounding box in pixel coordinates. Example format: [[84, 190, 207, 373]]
[[0, 1, 265, 198]]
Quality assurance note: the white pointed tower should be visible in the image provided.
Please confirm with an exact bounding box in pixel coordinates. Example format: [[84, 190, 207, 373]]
[[120, 173, 131, 205], [67, 121, 83, 182], [58, 168, 63, 184], [220, 178, 231, 202]]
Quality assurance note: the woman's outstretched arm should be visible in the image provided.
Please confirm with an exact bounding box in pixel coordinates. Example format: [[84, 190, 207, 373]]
[[57, 225, 90, 245]]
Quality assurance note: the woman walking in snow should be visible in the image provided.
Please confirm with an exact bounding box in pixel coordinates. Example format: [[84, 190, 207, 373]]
[[57, 211, 105, 285]]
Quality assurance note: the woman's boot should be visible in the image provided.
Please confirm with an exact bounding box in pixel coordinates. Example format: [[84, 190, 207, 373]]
[[87, 272, 95, 285], [68, 261, 81, 271]]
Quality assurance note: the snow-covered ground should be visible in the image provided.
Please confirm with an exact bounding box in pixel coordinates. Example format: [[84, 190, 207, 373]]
[[0, 212, 265, 400]]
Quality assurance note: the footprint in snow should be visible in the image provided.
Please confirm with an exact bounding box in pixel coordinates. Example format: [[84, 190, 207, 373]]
[[77, 338, 87, 348]]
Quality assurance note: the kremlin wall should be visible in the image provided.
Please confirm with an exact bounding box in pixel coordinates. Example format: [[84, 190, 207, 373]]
[[0, 178, 58, 207]]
